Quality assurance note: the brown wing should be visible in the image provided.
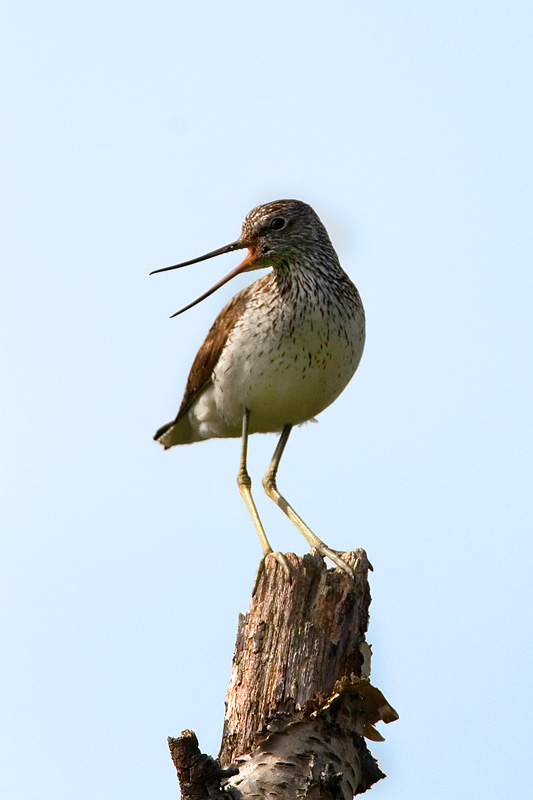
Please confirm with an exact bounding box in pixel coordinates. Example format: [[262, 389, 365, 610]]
[[154, 285, 253, 441]]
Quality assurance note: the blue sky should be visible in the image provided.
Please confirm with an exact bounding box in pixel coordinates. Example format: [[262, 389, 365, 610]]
[[1, 2, 532, 798]]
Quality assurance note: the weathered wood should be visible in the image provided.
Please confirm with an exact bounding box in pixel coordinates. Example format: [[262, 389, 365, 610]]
[[168, 549, 398, 798], [168, 730, 238, 800], [220, 549, 372, 765]]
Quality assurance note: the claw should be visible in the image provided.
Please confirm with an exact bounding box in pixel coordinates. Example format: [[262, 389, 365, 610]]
[[252, 551, 291, 594], [312, 545, 356, 578]]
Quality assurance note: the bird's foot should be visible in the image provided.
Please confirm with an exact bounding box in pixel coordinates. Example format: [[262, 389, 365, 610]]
[[252, 550, 291, 594], [311, 544, 356, 578]]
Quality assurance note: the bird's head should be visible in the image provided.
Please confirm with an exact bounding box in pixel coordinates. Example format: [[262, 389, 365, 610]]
[[150, 199, 335, 318], [239, 199, 332, 266]]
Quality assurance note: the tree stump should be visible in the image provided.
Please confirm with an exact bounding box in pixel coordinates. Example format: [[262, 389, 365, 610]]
[[169, 549, 398, 799]]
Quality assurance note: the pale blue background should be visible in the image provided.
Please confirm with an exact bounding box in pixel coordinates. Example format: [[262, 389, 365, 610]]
[[1, 2, 531, 798]]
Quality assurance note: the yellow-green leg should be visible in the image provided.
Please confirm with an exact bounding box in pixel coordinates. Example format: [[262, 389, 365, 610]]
[[237, 409, 290, 591], [262, 424, 354, 578]]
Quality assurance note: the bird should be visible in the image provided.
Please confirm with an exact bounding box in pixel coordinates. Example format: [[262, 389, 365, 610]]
[[151, 199, 365, 585]]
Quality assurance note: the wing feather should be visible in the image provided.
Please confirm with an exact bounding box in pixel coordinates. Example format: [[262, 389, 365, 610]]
[[154, 284, 254, 442]]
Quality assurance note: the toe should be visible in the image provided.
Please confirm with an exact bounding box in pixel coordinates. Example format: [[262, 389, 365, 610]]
[[252, 551, 291, 594], [314, 545, 356, 578]]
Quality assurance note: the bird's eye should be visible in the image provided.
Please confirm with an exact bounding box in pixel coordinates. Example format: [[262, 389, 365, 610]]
[[269, 217, 286, 231]]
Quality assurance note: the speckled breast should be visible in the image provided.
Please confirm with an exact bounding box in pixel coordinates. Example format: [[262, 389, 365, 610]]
[[212, 289, 365, 434]]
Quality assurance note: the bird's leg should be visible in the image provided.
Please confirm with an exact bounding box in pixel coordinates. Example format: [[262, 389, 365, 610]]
[[237, 409, 290, 591], [262, 424, 355, 578]]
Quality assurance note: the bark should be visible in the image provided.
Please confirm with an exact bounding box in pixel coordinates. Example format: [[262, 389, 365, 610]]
[[169, 549, 398, 799]]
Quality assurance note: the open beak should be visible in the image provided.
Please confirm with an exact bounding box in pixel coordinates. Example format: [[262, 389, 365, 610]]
[[150, 241, 256, 318]]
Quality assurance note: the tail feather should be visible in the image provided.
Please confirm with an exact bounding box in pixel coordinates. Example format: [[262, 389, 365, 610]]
[[154, 413, 198, 448]]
